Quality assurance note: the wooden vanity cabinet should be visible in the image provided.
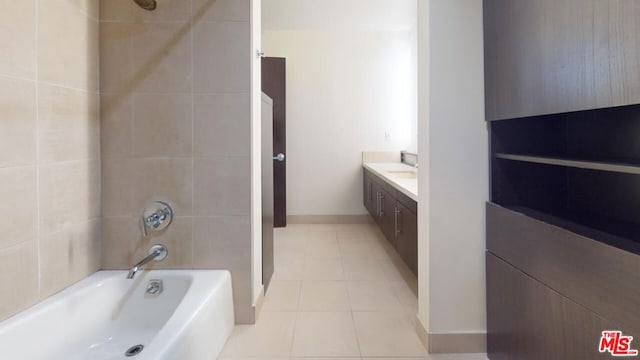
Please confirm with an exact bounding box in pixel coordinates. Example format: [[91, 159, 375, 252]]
[[363, 168, 418, 275]]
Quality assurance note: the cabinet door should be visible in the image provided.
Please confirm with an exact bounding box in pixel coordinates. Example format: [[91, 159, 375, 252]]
[[484, 0, 640, 121], [368, 181, 382, 227], [487, 252, 637, 360], [396, 201, 417, 275], [380, 188, 397, 248], [363, 171, 374, 215]]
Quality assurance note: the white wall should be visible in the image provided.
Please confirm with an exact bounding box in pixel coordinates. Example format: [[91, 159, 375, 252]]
[[251, 0, 263, 305], [418, 0, 487, 338], [262, 30, 417, 215], [416, 0, 431, 333]]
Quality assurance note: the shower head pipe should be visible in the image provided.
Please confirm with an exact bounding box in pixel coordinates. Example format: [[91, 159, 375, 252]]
[[133, 0, 157, 11]]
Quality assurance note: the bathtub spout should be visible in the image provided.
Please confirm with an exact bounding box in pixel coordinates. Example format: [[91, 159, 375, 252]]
[[127, 244, 168, 279]]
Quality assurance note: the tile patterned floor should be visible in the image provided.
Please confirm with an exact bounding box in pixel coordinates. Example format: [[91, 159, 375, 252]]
[[219, 223, 486, 360]]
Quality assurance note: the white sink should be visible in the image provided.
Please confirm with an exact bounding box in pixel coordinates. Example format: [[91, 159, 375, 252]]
[[386, 170, 418, 179]]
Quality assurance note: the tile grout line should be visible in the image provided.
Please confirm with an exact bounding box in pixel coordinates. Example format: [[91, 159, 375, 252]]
[[190, 0, 195, 267], [34, 0, 42, 298]]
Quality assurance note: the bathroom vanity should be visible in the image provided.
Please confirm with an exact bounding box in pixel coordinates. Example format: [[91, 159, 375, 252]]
[[362, 162, 418, 275]]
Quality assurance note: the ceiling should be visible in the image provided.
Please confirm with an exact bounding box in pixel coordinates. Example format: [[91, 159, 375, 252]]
[[262, 0, 417, 32]]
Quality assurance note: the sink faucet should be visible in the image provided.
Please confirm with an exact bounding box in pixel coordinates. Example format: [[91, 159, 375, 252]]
[[127, 244, 168, 279]]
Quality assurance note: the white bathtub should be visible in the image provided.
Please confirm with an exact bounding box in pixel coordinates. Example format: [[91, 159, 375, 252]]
[[0, 270, 234, 360]]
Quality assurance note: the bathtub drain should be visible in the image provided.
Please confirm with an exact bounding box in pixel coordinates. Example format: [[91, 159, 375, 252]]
[[125, 344, 144, 357]]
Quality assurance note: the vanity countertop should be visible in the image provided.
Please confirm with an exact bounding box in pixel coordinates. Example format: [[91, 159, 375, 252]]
[[363, 162, 418, 202]]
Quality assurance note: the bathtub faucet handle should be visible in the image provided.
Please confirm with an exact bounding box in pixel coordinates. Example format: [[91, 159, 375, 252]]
[[141, 201, 173, 237]]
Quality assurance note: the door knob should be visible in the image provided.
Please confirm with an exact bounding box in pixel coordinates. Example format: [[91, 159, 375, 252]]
[[273, 153, 285, 162]]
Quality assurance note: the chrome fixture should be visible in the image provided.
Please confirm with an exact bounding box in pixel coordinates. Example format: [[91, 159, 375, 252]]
[[146, 279, 163, 295], [141, 201, 173, 237], [273, 153, 285, 162], [127, 244, 168, 279], [133, 0, 156, 11]]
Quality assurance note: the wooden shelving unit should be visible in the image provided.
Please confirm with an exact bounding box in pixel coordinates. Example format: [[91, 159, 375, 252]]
[[494, 153, 640, 175]]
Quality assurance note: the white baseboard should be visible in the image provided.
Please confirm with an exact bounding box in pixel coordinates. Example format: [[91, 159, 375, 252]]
[[287, 215, 372, 224]]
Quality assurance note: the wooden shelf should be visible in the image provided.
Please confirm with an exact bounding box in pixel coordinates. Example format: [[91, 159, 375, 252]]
[[495, 153, 640, 175]]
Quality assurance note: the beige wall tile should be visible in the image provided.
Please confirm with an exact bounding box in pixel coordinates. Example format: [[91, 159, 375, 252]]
[[133, 93, 192, 157], [193, 157, 250, 216], [68, 0, 100, 19], [38, 0, 99, 91], [0, 76, 36, 167], [100, 0, 137, 21], [132, 158, 193, 216], [102, 158, 135, 217], [193, 0, 249, 22], [0, 166, 37, 250], [138, 0, 192, 22], [132, 217, 193, 268], [101, 94, 133, 158], [0, 1, 36, 79], [101, 217, 137, 269], [193, 21, 250, 93], [132, 21, 192, 93], [0, 0, 100, 320], [38, 84, 100, 163], [192, 216, 251, 268], [194, 94, 250, 157], [39, 219, 101, 298], [100, 22, 135, 94], [0, 241, 38, 321], [101, 0, 191, 22], [193, 216, 252, 316], [39, 160, 101, 235]]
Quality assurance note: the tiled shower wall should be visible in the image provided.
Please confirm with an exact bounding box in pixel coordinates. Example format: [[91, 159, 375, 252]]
[[0, 1, 101, 321], [99, 0, 254, 322]]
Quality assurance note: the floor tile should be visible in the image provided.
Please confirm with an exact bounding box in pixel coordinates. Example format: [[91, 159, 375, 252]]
[[346, 281, 404, 312], [291, 312, 361, 357], [342, 257, 387, 281], [353, 312, 428, 357], [369, 240, 393, 260], [379, 257, 415, 283], [305, 237, 341, 259], [390, 280, 419, 316], [299, 281, 351, 311], [339, 241, 375, 259], [262, 280, 301, 312], [302, 257, 344, 280], [272, 257, 304, 281], [220, 312, 297, 357]]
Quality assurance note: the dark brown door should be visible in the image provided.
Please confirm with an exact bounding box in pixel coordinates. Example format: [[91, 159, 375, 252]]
[[261, 96, 274, 291], [261, 57, 287, 228]]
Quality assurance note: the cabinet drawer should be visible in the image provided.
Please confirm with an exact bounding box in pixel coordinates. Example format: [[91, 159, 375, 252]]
[[396, 190, 417, 214], [487, 202, 640, 331], [366, 168, 397, 196]]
